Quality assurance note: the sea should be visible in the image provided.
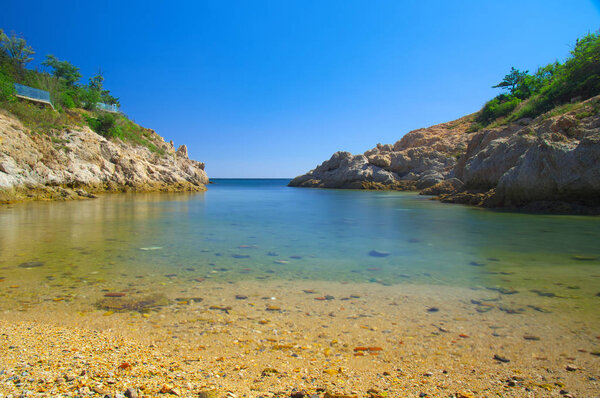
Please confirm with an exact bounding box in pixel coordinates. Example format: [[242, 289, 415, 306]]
[[0, 178, 599, 317]]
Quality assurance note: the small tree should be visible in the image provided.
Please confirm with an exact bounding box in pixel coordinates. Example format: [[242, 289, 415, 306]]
[[492, 67, 529, 96], [89, 69, 104, 91], [42, 55, 81, 87], [81, 86, 101, 110], [0, 30, 34, 67], [89, 68, 119, 106]]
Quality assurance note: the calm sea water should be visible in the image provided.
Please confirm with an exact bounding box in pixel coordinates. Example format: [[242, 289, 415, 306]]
[[0, 179, 599, 312]]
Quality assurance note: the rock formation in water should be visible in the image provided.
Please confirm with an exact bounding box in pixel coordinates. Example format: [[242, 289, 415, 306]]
[[289, 96, 600, 212], [0, 111, 208, 202]]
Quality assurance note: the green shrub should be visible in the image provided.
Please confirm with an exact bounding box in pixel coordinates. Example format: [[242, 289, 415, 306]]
[[481, 32, 600, 124], [476, 95, 521, 125], [2, 100, 69, 132], [80, 87, 101, 110], [85, 112, 123, 139], [466, 122, 483, 133], [0, 70, 15, 101], [59, 91, 76, 108]]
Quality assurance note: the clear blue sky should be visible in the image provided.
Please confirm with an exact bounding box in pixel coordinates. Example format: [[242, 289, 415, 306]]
[[1, 1, 599, 177]]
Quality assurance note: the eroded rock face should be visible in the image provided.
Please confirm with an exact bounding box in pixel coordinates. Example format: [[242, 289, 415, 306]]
[[454, 107, 600, 208], [496, 136, 600, 205], [290, 96, 600, 211], [0, 111, 208, 202], [289, 115, 475, 190], [288, 151, 399, 189]]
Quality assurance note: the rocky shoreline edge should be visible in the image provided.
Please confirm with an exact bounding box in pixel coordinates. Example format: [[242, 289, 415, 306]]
[[0, 181, 206, 204], [289, 96, 600, 214], [0, 111, 208, 204]]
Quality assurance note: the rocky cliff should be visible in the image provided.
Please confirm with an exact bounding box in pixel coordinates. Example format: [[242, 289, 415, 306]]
[[289, 96, 600, 212], [0, 110, 208, 203]]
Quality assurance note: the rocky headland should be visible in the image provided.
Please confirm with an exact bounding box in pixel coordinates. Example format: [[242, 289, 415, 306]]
[[0, 110, 208, 203], [289, 96, 600, 213]]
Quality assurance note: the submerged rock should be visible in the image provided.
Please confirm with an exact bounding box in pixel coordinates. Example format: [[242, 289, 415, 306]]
[[487, 286, 518, 295], [493, 354, 510, 363], [530, 289, 558, 298], [572, 255, 598, 261], [96, 293, 169, 313], [18, 261, 44, 268], [368, 250, 390, 258], [231, 254, 250, 259]]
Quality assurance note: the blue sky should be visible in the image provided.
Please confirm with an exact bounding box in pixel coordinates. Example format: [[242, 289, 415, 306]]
[[1, 1, 599, 177]]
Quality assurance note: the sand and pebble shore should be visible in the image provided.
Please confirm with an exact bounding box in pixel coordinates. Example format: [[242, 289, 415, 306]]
[[1, 281, 599, 397]]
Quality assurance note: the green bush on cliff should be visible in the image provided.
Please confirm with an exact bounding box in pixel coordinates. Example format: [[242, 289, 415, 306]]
[[476, 94, 521, 125], [84, 112, 164, 154], [2, 100, 73, 132], [85, 112, 123, 139], [0, 70, 15, 101], [478, 31, 600, 126]]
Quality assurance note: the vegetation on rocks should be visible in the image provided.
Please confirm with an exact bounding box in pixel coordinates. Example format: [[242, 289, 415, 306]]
[[476, 31, 600, 126], [0, 28, 161, 153]]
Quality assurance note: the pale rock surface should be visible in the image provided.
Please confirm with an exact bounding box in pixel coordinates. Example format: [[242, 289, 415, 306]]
[[0, 111, 208, 202], [288, 151, 398, 189], [290, 115, 475, 189], [496, 134, 600, 205]]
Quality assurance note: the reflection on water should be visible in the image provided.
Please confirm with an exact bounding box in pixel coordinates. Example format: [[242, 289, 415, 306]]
[[0, 179, 599, 315]]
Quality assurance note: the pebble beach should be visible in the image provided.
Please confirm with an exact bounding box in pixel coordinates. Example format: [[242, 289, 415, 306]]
[[1, 281, 599, 398]]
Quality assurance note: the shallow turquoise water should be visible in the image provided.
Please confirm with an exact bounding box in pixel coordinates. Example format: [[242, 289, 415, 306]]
[[0, 179, 599, 307]]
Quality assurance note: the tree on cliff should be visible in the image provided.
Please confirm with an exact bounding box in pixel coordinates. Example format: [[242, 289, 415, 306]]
[[88, 69, 119, 106], [42, 55, 81, 88], [0, 30, 34, 68], [492, 67, 529, 97]]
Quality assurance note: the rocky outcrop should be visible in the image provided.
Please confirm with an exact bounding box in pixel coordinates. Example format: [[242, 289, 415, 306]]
[[288, 151, 400, 189], [0, 111, 208, 203], [290, 116, 475, 190], [290, 96, 600, 212], [447, 103, 600, 210]]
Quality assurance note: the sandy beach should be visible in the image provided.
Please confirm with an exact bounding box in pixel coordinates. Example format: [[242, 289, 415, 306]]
[[1, 281, 599, 397]]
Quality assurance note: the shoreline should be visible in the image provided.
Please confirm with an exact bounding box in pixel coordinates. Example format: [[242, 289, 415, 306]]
[[0, 181, 207, 205], [1, 280, 599, 397], [287, 184, 600, 215], [3, 179, 599, 216]]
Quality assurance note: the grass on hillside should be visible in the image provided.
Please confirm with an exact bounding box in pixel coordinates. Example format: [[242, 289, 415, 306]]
[[0, 29, 165, 154], [475, 31, 600, 128], [0, 99, 165, 154]]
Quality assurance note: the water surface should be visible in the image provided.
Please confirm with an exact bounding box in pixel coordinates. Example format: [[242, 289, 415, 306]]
[[1, 179, 599, 314]]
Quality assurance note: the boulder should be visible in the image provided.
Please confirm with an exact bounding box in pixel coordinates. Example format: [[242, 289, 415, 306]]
[[495, 136, 600, 205], [288, 151, 399, 189], [415, 171, 444, 189], [420, 178, 464, 196], [176, 144, 188, 158]]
